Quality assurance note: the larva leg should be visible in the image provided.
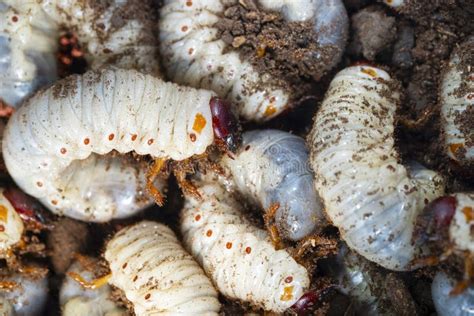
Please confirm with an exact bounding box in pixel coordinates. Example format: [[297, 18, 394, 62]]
[[450, 253, 474, 296], [146, 158, 168, 207], [67, 271, 112, 290], [293, 235, 338, 264], [174, 160, 202, 200], [264, 203, 284, 250], [399, 106, 436, 130], [0, 100, 14, 118]]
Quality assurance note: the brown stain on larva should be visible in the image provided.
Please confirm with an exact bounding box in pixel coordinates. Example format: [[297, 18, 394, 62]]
[[122, 262, 128, 269], [264, 105, 277, 117], [449, 143, 464, 155], [133, 275, 138, 282], [281, 286, 294, 301], [361, 67, 377, 77], [192, 113, 207, 134], [145, 293, 151, 300], [0, 205, 8, 223], [51, 200, 58, 205], [0, 225, 4, 232], [462, 206, 474, 221]]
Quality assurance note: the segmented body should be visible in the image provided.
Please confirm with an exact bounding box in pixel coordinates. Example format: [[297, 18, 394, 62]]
[[0, 271, 49, 316], [2, 67, 216, 221], [104, 221, 221, 315], [220, 129, 325, 241], [0, 189, 24, 253], [308, 65, 445, 270], [60, 257, 126, 316], [181, 181, 310, 312], [159, 0, 347, 121], [441, 37, 474, 173], [432, 272, 474, 316], [0, 0, 159, 107]]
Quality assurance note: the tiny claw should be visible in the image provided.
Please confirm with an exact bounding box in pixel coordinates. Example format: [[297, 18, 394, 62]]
[[67, 271, 111, 290], [146, 158, 167, 207]]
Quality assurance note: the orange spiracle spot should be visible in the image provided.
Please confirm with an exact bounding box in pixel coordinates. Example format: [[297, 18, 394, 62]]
[[186, 0, 193, 6], [449, 143, 464, 155], [188, 48, 194, 55], [467, 93, 474, 100], [0, 205, 8, 223], [226, 242, 232, 249], [145, 293, 151, 300], [195, 214, 201, 221], [264, 105, 277, 117], [131, 134, 138, 141], [147, 139, 154, 145], [462, 206, 474, 222], [361, 67, 377, 77], [108, 133, 115, 141], [83, 138, 90, 145], [36, 181, 43, 187], [206, 229, 213, 237], [60, 148, 67, 154], [280, 286, 294, 301], [285, 276, 293, 283], [192, 113, 207, 134], [189, 133, 197, 142], [51, 200, 58, 205], [245, 246, 252, 254], [181, 25, 188, 32], [11, 16, 18, 22], [0, 225, 4, 232], [385, 0, 393, 3]]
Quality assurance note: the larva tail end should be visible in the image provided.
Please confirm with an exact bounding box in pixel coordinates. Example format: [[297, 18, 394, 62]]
[[291, 285, 338, 315], [210, 97, 242, 154]]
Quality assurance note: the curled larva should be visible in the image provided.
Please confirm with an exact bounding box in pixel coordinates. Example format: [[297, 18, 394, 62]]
[[104, 221, 221, 315], [60, 257, 126, 316], [220, 129, 325, 241], [432, 272, 474, 316], [181, 181, 310, 312], [0, 270, 49, 316], [0, 189, 24, 252], [440, 37, 474, 173], [0, 0, 159, 107], [308, 65, 445, 270], [2, 67, 239, 222], [159, 0, 348, 122]]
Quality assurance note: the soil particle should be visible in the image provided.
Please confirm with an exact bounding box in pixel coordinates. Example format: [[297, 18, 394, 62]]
[[392, 22, 415, 69], [384, 273, 419, 316], [215, 0, 338, 102], [47, 217, 89, 274], [348, 5, 397, 60]]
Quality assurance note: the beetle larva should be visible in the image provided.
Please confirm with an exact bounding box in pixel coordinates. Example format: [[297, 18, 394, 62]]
[[0, 0, 160, 107], [2, 67, 240, 222], [0, 189, 24, 253], [308, 65, 445, 270], [105, 221, 221, 315], [60, 256, 126, 316], [432, 272, 474, 316], [0, 269, 49, 316], [159, 0, 348, 122], [181, 180, 310, 312], [220, 129, 325, 241], [440, 37, 474, 174]]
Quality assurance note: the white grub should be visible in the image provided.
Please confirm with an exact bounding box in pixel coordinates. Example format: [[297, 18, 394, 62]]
[[60, 257, 126, 316], [449, 193, 474, 254], [105, 221, 221, 315], [2, 67, 216, 222], [220, 129, 325, 241], [0, 270, 49, 316], [0, 0, 160, 107], [308, 65, 445, 270], [159, 0, 348, 122], [181, 180, 310, 312], [0, 189, 24, 253], [432, 271, 474, 316], [441, 37, 474, 171]]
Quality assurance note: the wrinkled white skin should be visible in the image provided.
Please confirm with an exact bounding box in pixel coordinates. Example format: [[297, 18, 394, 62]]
[[308, 65, 445, 270], [449, 193, 474, 254], [220, 129, 325, 241], [181, 181, 310, 312], [2, 68, 215, 222], [0, 0, 160, 107], [60, 258, 126, 316], [441, 37, 474, 168], [0, 272, 49, 316], [432, 272, 474, 316], [105, 221, 221, 315], [0, 189, 24, 253], [159, 0, 348, 122]]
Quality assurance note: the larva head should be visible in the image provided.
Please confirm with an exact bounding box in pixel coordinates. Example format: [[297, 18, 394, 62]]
[[210, 97, 242, 154], [3, 187, 51, 230], [291, 287, 336, 315], [414, 196, 456, 244]]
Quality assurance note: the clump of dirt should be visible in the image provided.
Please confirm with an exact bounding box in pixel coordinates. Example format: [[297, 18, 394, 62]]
[[215, 0, 338, 102], [348, 5, 397, 60], [47, 217, 89, 274], [57, 32, 88, 78]]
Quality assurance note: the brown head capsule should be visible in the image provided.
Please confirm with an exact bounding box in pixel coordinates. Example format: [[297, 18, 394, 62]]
[[210, 97, 242, 154]]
